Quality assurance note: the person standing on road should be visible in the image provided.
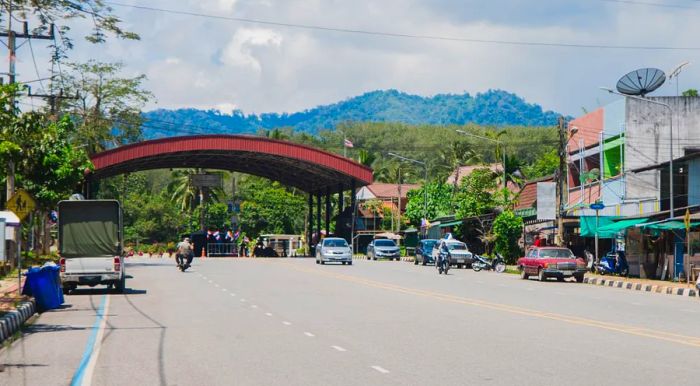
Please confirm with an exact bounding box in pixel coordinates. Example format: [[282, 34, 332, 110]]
[[176, 237, 194, 270]]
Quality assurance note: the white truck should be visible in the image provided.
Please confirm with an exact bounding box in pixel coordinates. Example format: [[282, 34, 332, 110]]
[[58, 200, 126, 294]]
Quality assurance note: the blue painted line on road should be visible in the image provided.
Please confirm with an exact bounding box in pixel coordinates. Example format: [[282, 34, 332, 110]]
[[71, 294, 107, 386]]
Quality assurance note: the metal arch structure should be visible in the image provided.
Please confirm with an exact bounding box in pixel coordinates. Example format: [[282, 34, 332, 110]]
[[88, 135, 373, 193]]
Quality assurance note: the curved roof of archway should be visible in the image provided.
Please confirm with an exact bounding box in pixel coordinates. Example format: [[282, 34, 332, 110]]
[[89, 135, 373, 193]]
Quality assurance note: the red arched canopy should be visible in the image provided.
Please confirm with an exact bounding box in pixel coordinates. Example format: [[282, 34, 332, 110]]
[[89, 135, 373, 193]]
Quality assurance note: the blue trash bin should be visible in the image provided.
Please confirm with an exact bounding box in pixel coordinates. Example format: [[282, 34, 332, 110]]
[[22, 265, 64, 313]]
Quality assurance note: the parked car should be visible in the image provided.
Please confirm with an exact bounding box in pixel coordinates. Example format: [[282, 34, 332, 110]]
[[316, 237, 353, 265], [414, 239, 438, 265], [367, 239, 401, 261], [517, 247, 587, 282], [432, 239, 473, 268]]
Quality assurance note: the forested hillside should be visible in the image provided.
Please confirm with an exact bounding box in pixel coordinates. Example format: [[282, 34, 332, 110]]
[[142, 89, 562, 137]]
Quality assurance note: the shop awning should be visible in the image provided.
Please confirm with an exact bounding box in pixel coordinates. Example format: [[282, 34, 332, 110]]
[[439, 220, 463, 228], [579, 216, 620, 238], [641, 220, 700, 230], [596, 218, 649, 234]]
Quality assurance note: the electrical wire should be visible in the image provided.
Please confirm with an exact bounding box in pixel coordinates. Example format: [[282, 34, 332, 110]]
[[106, 2, 700, 51]]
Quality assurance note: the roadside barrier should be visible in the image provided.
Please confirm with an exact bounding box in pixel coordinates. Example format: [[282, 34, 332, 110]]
[[0, 300, 36, 343], [583, 276, 698, 298]]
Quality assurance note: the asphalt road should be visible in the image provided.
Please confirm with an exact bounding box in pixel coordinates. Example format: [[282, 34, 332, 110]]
[[2, 257, 700, 386]]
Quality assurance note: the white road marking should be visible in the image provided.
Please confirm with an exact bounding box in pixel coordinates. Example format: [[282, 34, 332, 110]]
[[282, 321, 292, 326], [331, 345, 346, 352], [371, 365, 390, 374], [265, 312, 273, 317], [202, 276, 207, 279], [222, 288, 227, 292], [240, 299, 246, 302], [304, 332, 315, 337], [214, 283, 220, 287], [251, 305, 258, 309], [73, 296, 111, 386], [230, 293, 236, 297], [208, 280, 213, 283]]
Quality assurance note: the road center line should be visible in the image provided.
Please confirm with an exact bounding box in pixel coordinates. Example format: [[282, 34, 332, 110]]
[[70, 295, 111, 386], [282, 321, 292, 326], [251, 305, 258, 308], [304, 332, 315, 337], [265, 312, 273, 317], [331, 345, 346, 352], [371, 365, 390, 374], [230, 293, 236, 297]]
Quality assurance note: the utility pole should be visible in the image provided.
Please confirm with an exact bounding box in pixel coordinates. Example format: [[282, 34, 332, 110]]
[[1, 7, 55, 199], [27, 88, 79, 119], [556, 116, 566, 246]]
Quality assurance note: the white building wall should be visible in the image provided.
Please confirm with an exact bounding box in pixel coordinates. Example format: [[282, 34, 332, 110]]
[[624, 96, 700, 202]]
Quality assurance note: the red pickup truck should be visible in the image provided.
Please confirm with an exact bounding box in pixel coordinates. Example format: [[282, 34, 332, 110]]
[[517, 247, 587, 283]]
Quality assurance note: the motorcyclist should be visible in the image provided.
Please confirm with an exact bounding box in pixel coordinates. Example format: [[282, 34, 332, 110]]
[[176, 237, 194, 271], [437, 241, 451, 272]]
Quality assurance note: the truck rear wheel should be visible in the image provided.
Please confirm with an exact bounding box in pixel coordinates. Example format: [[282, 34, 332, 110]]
[[114, 276, 126, 293]]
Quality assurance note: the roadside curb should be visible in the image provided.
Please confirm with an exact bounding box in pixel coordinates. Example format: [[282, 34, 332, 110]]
[[0, 299, 36, 344], [583, 277, 698, 298]]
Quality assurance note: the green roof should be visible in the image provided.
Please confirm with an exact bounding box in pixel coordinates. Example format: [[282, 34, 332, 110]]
[[439, 220, 463, 228], [641, 220, 700, 230], [596, 218, 649, 234]]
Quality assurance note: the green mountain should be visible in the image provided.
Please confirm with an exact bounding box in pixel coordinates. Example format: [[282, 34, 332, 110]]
[[142, 89, 561, 138]]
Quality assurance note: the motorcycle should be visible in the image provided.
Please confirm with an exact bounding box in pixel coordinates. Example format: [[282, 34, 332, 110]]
[[472, 253, 506, 273], [176, 253, 192, 272], [437, 250, 450, 275], [596, 251, 629, 277]]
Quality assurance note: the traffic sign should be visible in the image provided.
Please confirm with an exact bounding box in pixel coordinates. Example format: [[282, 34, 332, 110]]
[[6, 189, 36, 222], [684, 208, 691, 230], [590, 202, 605, 211]]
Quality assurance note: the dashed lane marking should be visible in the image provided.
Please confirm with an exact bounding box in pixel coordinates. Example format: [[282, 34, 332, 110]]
[[251, 305, 258, 309], [282, 321, 292, 326], [240, 299, 246, 302], [331, 345, 346, 352], [265, 312, 273, 317], [281, 262, 700, 349], [222, 288, 227, 292], [230, 293, 236, 297], [214, 284, 220, 287], [304, 332, 315, 337], [371, 365, 390, 374]]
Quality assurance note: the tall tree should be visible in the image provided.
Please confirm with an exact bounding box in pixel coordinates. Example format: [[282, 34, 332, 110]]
[[60, 61, 153, 153]]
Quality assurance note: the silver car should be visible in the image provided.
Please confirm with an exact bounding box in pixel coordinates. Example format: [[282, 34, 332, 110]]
[[316, 238, 353, 265], [367, 239, 401, 261], [432, 239, 473, 268]]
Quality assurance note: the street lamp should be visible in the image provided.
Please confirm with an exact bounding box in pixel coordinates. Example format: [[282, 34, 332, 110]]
[[600, 87, 675, 219], [387, 152, 428, 222], [455, 130, 507, 190]]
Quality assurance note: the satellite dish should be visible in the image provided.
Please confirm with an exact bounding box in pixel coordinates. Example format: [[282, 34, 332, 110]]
[[616, 68, 666, 96]]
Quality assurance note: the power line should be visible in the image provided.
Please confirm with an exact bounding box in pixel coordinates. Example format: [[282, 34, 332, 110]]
[[600, 0, 700, 9], [106, 2, 700, 51]]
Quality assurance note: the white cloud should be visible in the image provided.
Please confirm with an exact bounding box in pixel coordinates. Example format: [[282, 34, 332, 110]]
[[220, 28, 282, 73], [19, 0, 698, 117]]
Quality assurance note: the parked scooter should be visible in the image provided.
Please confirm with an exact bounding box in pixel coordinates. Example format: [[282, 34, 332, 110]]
[[596, 250, 629, 277], [472, 253, 506, 273]]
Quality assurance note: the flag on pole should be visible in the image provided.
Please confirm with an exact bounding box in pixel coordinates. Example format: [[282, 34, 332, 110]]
[[344, 138, 354, 148]]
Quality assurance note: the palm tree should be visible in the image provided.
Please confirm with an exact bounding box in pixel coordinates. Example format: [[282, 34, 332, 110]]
[[168, 169, 227, 211], [357, 149, 376, 167]]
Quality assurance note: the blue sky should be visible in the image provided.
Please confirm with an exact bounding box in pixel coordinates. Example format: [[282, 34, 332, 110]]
[[9, 0, 700, 117]]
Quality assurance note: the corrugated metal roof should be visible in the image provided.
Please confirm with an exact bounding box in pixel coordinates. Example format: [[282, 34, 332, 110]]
[[90, 135, 373, 193]]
